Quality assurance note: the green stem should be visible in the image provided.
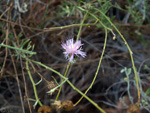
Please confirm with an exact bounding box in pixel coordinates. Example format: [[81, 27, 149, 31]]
[[30, 59, 106, 113], [0, 43, 36, 55], [56, 8, 89, 100], [55, 62, 71, 100], [77, 6, 111, 31], [76, 8, 89, 41], [26, 60, 43, 107], [47, 23, 97, 31], [75, 28, 108, 106], [94, 8, 141, 105]]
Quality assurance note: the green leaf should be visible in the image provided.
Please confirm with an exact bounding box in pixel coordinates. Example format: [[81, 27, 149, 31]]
[[124, 77, 129, 82], [145, 88, 150, 95], [120, 67, 126, 73], [100, 1, 112, 14], [17, 34, 23, 39], [21, 39, 30, 48], [144, 65, 150, 70], [47, 78, 68, 94], [125, 68, 131, 76]]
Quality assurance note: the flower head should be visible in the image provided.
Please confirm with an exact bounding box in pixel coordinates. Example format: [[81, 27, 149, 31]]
[[61, 38, 86, 62]]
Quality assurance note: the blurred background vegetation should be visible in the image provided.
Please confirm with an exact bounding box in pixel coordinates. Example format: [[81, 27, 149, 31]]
[[0, 0, 150, 113]]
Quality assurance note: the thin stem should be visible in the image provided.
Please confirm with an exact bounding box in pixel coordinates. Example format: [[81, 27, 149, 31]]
[[20, 56, 32, 113], [0, 17, 97, 32], [0, 43, 36, 55], [26, 60, 43, 107], [75, 28, 108, 106], [55, 62, 71, 100], [77, 6, 111, 31], [76, 8, 89, 41], [30, 59, 106, 113], [126, 74, 133, 104], [94, 8, 141, 105], [89, 12, 112, 31], [56, 8, 89, 100], [10, 51, 25, 113], [48, 23, 96, 31]]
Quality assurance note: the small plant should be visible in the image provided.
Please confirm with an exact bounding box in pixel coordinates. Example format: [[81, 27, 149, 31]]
[[121, 67, 133, 104], [1, 0, 150, 113], [121, 66, 150, 112]]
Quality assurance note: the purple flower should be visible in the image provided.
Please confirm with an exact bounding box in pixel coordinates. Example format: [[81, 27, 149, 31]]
[[61, 38, 86, 62]]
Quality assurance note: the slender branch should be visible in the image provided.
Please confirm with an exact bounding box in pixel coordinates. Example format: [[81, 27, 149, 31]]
[[0, 43, 36, 55], [26, 60, 43, 107], [55, 62, 71, 100], [10, 51, 25, 113], [94, 8, 141, 105], [55, 7, 89, 100], [30, 59, 106, 113], [75, 28, 108, 106]]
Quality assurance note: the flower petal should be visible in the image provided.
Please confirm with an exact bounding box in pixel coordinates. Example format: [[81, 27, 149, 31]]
[[62, 38, 86, 62], [69, 54, 74, 62], [76, 50, 86, 57]]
